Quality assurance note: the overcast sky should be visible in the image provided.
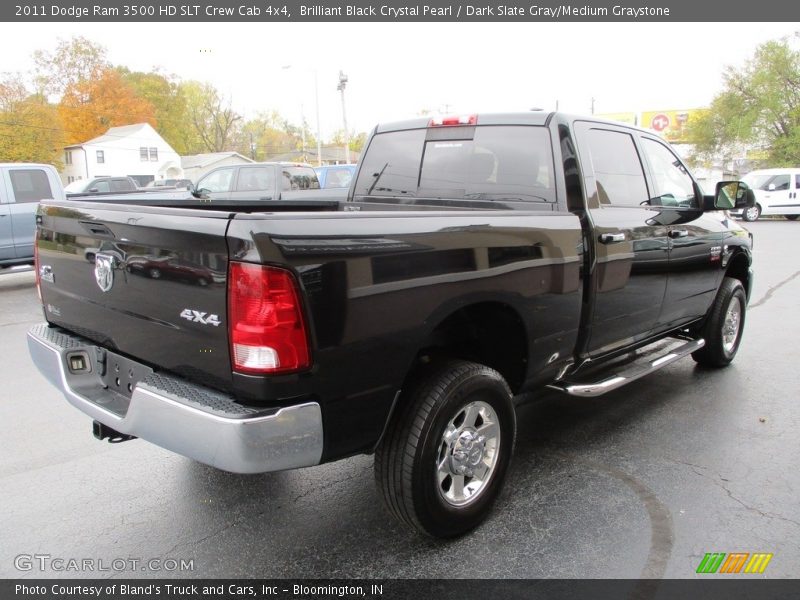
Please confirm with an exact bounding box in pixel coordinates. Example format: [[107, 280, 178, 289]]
[[1, 22, 797, 139]]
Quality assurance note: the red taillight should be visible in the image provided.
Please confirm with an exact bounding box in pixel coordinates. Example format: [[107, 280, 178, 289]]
[[429, 114, 478, 127], [34, 230, 42, 303], [228, 262, 310, 374]]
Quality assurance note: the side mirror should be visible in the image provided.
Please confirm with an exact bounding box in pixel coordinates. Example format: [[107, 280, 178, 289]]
[[713, 181, 755, 210], [768, 183, 776, 191], [88, 188, 98, 193]]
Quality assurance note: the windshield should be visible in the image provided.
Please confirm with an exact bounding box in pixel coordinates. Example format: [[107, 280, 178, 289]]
[[353, 125, 555, 203]]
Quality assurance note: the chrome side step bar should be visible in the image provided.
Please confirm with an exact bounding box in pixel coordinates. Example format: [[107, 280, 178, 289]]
[[547, 338, 705, 398]]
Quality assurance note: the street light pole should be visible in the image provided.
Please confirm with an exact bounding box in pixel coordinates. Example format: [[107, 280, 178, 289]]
[[337, 70, 350, 164]]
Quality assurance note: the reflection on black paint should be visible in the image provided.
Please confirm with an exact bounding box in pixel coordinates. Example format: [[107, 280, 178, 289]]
[[488, 245, 544, 268], [371, 249, 477, 285]]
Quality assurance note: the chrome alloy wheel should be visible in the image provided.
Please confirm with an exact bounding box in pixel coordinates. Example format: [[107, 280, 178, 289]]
[[722, 296, 743, 354], [436, 400, 501, 507], [744, 206, 760, 221]]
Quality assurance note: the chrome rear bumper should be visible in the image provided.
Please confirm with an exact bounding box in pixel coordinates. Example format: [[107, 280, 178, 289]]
[[27, 324, 323, 474]]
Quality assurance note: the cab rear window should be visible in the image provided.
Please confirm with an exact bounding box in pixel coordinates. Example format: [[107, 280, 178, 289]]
[[354, 126, 555, 203]]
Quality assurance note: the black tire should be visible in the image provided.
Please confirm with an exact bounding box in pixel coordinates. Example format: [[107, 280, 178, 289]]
[[742, 204, 761, 222], [375, 359, 516, 538], [786, 215, 799, 221], [692, 277, 747, 367]]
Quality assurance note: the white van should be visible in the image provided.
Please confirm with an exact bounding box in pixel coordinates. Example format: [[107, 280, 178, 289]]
[[0, 164, 65, 268], [732, 168, 800, 221]]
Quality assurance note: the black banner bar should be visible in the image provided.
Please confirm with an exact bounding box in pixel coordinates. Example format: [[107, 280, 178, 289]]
[[2, 0, 798, 22], [4, 579, 800, 600]]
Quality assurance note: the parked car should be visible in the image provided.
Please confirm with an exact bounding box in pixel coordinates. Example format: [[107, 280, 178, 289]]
[[64, 177, 138, 195], [28, 112, 755, 538], [126, 254, 215, 286], [730, 168, 800, 221], [0, 163, 64, 268], [314, 164, 357, 189], [194, 162, 346, 202]]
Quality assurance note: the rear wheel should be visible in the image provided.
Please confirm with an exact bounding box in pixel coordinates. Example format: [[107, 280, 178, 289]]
[[148, 268, 162, 279], [692, 277, 747, 367], [742, 204, 761, 222], [375, 360, 516, 538]]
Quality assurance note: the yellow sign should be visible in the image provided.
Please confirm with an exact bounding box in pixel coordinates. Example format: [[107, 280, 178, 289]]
[[641, 109, 705, 143]]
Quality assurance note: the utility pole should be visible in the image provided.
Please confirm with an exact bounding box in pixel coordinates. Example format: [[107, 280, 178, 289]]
[[249, 133, 256, 160], [337, 71, 350, 164], [590, 97, 595, 115], [282, 65, 322, 166]]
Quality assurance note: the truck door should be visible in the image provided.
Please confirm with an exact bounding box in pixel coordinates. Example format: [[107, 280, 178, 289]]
[[638, 136, 722, 327], [3, 166, 55, 259], [574, 122, 669, 356], [195, 167, 234, 201], [758, 172, 791, 214], [230, 165, 275, 200]]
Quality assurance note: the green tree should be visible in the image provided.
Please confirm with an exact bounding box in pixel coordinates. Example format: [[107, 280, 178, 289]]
[[231, 112, 310, 161], [181, 81, 242, 153], [688, 39, 800, 166], [118, 69, 193, 154]]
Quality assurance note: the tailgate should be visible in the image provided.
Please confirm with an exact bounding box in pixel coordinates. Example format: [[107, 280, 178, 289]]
[[36, 201, 233, 392]]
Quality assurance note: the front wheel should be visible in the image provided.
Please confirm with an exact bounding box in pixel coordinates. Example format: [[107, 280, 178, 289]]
[[375, 360, 516, 538], [742, 204, 761, 222], [692, 277, 747, 367], [786, 215, 799, 221]]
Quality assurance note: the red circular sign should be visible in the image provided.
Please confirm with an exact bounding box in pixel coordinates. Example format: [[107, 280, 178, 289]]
[[651, 113, 670, 132]]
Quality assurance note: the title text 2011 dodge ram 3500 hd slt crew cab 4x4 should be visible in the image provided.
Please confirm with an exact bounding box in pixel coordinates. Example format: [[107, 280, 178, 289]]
[[28, 113, 754, 538]]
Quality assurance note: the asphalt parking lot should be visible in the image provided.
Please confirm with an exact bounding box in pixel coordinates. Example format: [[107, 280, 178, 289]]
[[1, 219, 798, 579]]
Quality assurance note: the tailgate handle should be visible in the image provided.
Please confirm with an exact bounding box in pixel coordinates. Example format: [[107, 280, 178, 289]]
[[79, 221, 115, 238]]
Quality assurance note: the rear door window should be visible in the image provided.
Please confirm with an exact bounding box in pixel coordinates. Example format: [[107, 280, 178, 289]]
[[584, 129, 649, 207], [9, 169, 53, 203], [111, 178, 135, 192], [236, 167, 274, 192], [281, 167, 320, 191]]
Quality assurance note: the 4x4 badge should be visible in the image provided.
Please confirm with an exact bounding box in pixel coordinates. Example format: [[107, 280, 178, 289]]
[[94, 254, 115, 292]]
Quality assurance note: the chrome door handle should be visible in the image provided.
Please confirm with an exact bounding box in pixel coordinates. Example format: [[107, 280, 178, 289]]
[[669, 229, 689, 238], [599, 233, 625, 244]]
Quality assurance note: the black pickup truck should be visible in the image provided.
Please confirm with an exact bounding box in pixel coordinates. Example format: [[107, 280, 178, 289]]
[[27, 112, 754, 538]]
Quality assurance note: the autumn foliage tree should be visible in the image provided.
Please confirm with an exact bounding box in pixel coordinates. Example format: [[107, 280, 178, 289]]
[[58, 68, 157, 145], [0, 73, 63, 165]]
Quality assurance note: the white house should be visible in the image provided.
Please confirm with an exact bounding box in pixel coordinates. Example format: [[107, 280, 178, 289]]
[[61, 123, 183, 187], [181, 152, 254, 183]]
